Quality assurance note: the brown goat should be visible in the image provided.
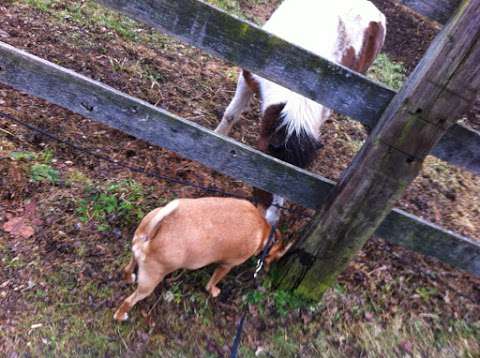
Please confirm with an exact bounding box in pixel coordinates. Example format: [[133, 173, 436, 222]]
[[114, 197, 290, 321]]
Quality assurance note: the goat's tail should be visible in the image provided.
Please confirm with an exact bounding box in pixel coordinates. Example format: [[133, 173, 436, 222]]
[[145, 199, 179, 240]]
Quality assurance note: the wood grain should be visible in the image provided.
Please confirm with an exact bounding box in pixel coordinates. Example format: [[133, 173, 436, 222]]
[[397, 0, 461, 24]]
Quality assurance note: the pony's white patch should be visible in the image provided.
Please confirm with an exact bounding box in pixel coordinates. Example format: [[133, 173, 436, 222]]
[[255, 0, 386, 139], [265, 195, 284, 226]]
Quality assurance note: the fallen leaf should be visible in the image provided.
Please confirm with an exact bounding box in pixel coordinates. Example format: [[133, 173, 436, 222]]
[[399, 340, 413, 355], [2, 216, 35, 239]]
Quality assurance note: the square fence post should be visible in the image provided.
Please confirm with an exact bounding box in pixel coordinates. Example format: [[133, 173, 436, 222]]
[[272, 0, 480, 299]]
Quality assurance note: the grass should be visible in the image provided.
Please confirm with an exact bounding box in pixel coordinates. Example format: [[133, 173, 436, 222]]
[[206, 0, 269, 18], [9, 148, 60, 184], [23, 0, 56, 12], [368, 53, 407, 91], [16, 0, 170, 45], [76, 178, 147, 232], [30, 163, 60, 184], [207, 0, 244, 16]]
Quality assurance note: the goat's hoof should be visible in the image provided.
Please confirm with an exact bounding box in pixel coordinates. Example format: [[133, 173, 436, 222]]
[[209, 286, 221, 298], [128, 273, 136, 284], [122, 272, 136, 284], [113, 310, 129, 321]]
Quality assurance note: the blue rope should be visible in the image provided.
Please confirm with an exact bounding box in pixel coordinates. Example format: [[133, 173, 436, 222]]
[[229, 225, 276, 358]]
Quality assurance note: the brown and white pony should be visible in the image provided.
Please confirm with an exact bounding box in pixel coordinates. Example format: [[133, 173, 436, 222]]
[[215, 0, 386, 224]]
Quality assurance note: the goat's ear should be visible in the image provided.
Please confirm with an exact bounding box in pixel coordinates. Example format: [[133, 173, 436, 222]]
[[252, 188, 273, 214]]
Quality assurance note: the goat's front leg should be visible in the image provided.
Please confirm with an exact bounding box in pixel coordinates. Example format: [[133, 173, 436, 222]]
[[205, 264, 234, 297], [215, 73, 253, 135]]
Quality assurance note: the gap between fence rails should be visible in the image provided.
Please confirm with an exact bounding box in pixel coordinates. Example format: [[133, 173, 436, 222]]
[[0, 110, 312, 219]]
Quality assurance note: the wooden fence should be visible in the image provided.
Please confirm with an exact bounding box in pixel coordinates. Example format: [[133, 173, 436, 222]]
[[0, 0, 479, 294], [397, 0, 461, 23]]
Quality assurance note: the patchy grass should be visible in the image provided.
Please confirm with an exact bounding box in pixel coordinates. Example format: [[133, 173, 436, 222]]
[[2, 133, 479, 358], [76, 179, 148, 232], [16, 0, 170, 45], [30, 163, 60, 184], [8, 151, 36, 161], [207, 0, 245, 16], [368, 53, 406, 91], [66, 168, 92, 186], [57, 1, 140, 41], [206, 0, 269, 18], [9, 148, 60, 184], [23, 0, 56, 12]]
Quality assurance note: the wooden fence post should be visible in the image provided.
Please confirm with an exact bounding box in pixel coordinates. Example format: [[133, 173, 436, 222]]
[[272, 0, 480, 299]]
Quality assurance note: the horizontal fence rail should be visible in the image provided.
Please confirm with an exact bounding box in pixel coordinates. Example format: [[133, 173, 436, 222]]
[[96, 0, 480, 175], [96, 0, 394, 126], [379, 209, 480, 274], [0, 42, 478, 275], [397, 0, 462, 24]]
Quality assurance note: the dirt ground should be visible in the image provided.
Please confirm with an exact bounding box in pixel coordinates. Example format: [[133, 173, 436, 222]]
[[0, 0, 479, 356]]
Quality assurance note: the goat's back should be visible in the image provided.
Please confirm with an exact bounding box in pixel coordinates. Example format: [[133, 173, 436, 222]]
[[144, 197, 270, 270]]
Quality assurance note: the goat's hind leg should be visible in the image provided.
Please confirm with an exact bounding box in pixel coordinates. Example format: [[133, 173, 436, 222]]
[[215, 72, 253, 135], [122, 256, 137, 284], [114, 263, 167, 321]]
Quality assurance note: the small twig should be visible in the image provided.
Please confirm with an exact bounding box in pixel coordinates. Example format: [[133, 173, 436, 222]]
[[147, 294, 164, 316], [0, 126, 15, 137], [116, 327, 129, 351]]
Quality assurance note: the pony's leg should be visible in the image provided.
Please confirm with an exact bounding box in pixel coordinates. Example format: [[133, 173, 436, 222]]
[[215, 73, 253, 135], [265, 195, 285, 226]]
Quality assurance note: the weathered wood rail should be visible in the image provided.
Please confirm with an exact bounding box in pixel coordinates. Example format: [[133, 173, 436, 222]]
[[96, 0, 480, 176], [397, 0, 462, 24], [0, 41, 479, 276]]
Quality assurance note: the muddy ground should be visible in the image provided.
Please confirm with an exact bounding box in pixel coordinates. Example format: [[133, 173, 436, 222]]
[[0, 0, 479, 356]]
